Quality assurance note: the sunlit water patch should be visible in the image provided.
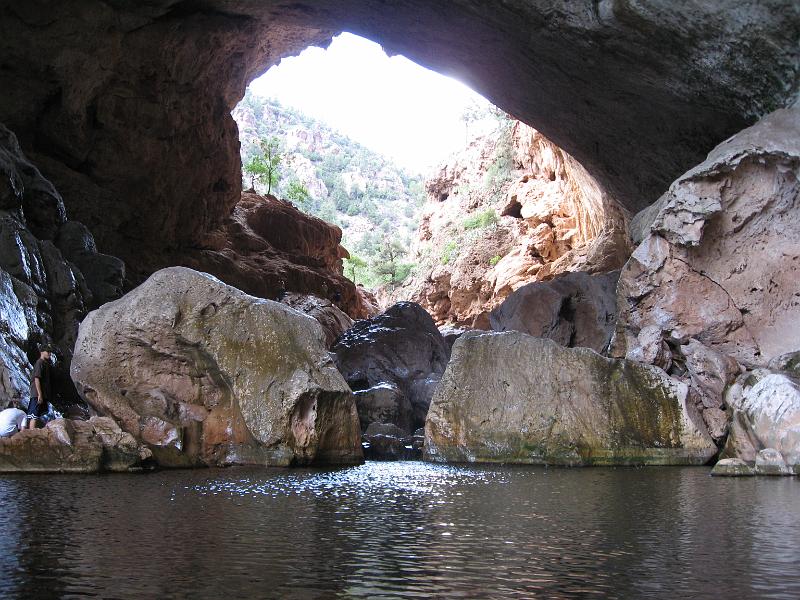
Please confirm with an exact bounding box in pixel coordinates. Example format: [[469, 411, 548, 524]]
[[1, 462, 799, 599]]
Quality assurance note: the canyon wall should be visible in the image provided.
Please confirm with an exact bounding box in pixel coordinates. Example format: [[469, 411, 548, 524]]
[[396, 121, 628, 328]]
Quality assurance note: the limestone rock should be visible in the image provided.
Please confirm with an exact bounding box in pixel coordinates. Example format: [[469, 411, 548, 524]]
[[0, 1, 796, 297], [723, 372, 800, 473], [0, 419, 102, 473], [425, 331, 716, 466], [710, 458, 755, 477], [333, 302, 449, 432], [279, 292, 354, 349], [754, 448, 793, 476], [768, 352, 800, 379], [71, 266, 363, 468], [613, 106, 800, 367], [353, 384, 412, 434], [489, 270, 619, 353]]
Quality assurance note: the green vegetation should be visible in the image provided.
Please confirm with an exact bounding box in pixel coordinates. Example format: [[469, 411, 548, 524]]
[[463, 209, 498, 230], [235, 91, 427, 289], [243, 137, 282, 195], [441, 240, 458, 265], [285, 180, 310, 205], [489, 254, 502, 266]]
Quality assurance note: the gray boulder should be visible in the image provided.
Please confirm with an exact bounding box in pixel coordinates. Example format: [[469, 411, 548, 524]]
[[489, 270, 619, 353], [425, 331, 716, 466], [71, 266, 363, 468], [333, 302, 449, 432]]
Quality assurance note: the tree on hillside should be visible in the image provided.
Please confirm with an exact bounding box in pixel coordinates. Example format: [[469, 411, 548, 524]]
[[344, 254, 367, 283], [374, 236, 412, 286], [243, 136, 282, 195], [285, 180, 311, 205]]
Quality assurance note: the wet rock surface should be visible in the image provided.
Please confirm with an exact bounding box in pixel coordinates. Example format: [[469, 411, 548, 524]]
[[71, 267, 363, 468], [279, 292, 354, 349], [489, 270, 620, 353], [0, 417, 149, 473], [362, 422, 418, 461], [333, 302, 450, 434], [425, 331, 716, 466], [0, 123, 122, 414], [711, 458, 755, 477]]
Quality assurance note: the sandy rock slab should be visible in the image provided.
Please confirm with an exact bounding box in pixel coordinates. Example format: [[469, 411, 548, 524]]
[[425, 331, 716, 466], [71, 267, 363, 468], [0, 417, 149, 473]]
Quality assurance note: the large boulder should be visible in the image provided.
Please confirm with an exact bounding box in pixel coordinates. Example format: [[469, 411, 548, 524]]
[[0, 418, 149, 473], [489, 270, 620, 353], [425, 331, 716, 466], [722, 369, 800, 474], [613, 106, 800, 368], [71, 266, 363, 468], [279, 292, 353, 349], [332, 302, 450, 433]]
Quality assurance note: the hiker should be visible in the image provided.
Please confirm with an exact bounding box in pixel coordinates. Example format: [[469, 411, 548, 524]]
[[0, 401, 26, 437], [27, 344, 54, 429]]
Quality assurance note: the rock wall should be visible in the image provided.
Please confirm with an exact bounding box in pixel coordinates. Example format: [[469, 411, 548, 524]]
[[613, 106, 800, 368], [71, 267, 363, 468], [0, 1, 796, 287], [180, 191, 372, 319], [0, 123, 123, 413], [396, 121, 628, 328]]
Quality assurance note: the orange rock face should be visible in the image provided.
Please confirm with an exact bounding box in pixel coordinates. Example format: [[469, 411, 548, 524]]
[[180, 191, 374, 320], [395, 122, 629, 328]]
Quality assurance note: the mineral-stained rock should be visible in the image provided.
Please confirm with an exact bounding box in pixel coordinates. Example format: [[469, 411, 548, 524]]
[[424, 331, 716, 466], [180, 192, 372, 320], [723, 371, 800, 473], [71, 266, 363, 468], [768, 352, 800, 379], [489, 270, 619, 353], [333, 302, 450, 432], [613, 106, 800, 368], [0, 268, 30, 407], [710, 458, 755, 477]]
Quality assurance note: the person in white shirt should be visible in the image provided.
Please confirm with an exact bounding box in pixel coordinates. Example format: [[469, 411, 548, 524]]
[[0, 400, 27, 437]]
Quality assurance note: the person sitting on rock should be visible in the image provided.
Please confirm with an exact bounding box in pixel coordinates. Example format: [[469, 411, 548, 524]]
[[27, 344, 54, 429], [0, 401, 27, 437]]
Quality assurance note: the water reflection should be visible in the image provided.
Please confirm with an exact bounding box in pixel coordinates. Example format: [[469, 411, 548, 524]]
[[0, 463, 798, 599]]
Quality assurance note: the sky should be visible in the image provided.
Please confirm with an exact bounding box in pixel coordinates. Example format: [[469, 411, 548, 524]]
[[248, 33, 498, 174]]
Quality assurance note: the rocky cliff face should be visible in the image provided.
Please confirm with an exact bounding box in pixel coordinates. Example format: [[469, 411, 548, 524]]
[[180, 191, 373, 319], [0, 1, 795, 289], [396, 121, 629, 328], [0, 123, 123, 414]]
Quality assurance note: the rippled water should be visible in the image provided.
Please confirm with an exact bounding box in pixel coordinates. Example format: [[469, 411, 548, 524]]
[[1, 462, 799, 599]]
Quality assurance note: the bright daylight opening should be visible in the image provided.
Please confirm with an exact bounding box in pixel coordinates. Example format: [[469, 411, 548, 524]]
[[233, 33, 507, 289]]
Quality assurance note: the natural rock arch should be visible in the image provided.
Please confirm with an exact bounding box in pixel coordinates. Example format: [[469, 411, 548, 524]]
[[0, 1, 797, 280]]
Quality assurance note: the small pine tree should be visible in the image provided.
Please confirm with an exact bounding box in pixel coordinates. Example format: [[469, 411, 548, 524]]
[[243, 136, 282, 195]]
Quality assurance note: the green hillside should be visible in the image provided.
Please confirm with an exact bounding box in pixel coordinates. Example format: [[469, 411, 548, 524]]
[[233, 91, 424, 288]]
